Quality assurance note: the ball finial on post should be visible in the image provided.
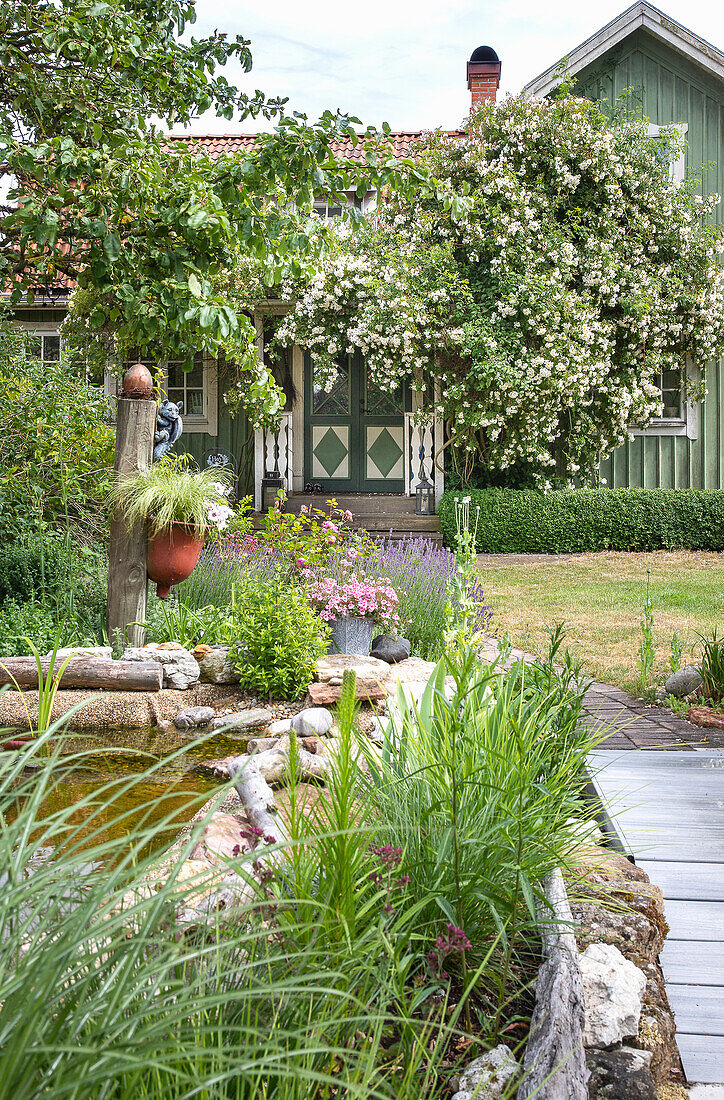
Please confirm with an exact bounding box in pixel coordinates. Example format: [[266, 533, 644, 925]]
[[121, 363, 154, 399]]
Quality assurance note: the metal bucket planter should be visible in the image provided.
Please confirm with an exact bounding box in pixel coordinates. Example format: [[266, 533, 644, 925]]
[[327, 615, 374, 656]]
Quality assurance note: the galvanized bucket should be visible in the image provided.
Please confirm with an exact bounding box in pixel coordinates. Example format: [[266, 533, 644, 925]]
[[327, 615, 374, 656]]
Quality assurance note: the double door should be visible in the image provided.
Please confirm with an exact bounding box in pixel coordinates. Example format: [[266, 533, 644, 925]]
[[304, 351, 406, 492]]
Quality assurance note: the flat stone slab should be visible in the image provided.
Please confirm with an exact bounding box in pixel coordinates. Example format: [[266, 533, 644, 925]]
[[316, 654, 391, 685]]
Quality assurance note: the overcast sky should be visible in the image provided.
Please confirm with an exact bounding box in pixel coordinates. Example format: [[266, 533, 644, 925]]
[[182, 0, 724, 135]]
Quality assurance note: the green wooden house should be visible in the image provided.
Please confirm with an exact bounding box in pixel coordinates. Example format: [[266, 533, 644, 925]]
[[16, 4, 724, 514], [525, 0, 724, 490]]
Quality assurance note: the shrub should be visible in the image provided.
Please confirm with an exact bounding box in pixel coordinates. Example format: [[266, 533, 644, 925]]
[[0, 599, 98, 657], [439, 487, 724, 553], [226, 579, 329, 699]]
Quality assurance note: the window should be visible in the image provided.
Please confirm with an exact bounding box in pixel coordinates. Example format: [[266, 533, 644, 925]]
[[122, 352, 218, 435], [312, 193, 364, 223], [632, 360, 698, 440], [27, 329, 61, 365], [647, 122, 687, 185]]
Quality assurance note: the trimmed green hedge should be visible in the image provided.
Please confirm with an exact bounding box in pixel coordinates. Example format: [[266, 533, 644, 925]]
[[438, 488, 724, 553]]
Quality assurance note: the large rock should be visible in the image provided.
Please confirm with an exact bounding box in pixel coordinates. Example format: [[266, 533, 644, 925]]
[[370, 635, 411, 664], [291, 707, 334, 737], [174, 706, 215, 730], [386, 656, 438, 685], [451, 1044, 518, 1100], [586, 1046, 656, 1099], [45, 645, 113, 660], [192, 645, 240, 685], [316, 654, 391, 686], [580, 942, 647, 1048], [122, 643, 200, 690], [196, 811, 253, 865], [572, 902, 663, 968], [210, 708, 272, 733], [308, 680, 386, 705], [664, 665, 703, 698]]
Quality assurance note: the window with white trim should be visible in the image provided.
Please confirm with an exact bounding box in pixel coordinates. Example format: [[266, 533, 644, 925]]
[[122, 352, 218, 435], [312, 193, 364, 223]]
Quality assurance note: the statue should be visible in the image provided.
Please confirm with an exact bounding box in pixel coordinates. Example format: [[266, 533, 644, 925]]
[[153, 399, 183, 461]]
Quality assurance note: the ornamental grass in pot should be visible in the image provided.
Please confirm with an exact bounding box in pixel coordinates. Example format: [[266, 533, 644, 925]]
[[109, 457, 233, 597]]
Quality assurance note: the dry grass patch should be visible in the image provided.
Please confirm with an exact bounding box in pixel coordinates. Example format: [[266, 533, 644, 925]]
[[479, 551, 724, 691]]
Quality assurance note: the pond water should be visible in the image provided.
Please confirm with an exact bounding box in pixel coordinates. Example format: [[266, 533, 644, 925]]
[[12, 725, 246, 856]]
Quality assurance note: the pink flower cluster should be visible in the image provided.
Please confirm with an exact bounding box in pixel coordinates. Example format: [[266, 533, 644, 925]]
[[306, 576, 400, 627]]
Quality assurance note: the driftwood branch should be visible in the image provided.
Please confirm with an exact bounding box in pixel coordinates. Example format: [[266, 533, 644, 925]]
[[201, 743, 332, 785], [0, 657, 163, 691], [516, 869, 589, 1100]]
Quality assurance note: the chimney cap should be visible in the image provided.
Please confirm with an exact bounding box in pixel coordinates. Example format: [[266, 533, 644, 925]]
[[469, 45, 500, 65]]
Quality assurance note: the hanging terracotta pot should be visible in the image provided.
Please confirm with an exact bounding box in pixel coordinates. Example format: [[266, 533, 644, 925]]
[[147, 523, 204, 599]]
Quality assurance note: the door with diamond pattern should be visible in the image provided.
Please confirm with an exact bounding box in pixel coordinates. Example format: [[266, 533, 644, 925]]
[[304, 351, 406, 491]]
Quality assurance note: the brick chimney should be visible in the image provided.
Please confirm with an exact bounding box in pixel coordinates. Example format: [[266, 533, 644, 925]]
[[467, 46, 501, 108]]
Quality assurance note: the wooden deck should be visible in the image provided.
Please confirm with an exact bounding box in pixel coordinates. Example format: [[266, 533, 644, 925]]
[[589, 749, 724, 1085]]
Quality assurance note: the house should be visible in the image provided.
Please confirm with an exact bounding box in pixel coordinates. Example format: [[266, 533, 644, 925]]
[[525, 1, 724, 490], [15, 5, 724, 513]]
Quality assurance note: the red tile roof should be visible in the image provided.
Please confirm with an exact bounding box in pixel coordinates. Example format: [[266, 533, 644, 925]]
[[167, 131, 463, 162]]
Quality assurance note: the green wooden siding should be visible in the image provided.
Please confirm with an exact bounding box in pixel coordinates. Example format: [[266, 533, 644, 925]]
[[180, 408, 254, 497], [577, 28, 724, 488]]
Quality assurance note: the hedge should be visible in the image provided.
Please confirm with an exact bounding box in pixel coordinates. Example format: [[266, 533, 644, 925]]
[[438, 488, 724, 553]]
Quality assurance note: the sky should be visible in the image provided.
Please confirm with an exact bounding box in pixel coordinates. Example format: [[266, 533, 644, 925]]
[[181, 0, 724, 135]]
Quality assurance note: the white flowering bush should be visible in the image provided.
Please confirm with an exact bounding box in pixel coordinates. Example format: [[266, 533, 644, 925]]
[[279, 94, 724, 483]]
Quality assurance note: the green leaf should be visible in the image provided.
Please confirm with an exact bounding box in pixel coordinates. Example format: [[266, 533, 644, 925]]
[[103, 232, 121, 262], [188, 273, 202, 298]]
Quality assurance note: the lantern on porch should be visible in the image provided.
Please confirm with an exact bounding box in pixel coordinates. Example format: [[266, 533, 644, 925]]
[[415, 474, 435, 516], [261, 473, 284, 513]]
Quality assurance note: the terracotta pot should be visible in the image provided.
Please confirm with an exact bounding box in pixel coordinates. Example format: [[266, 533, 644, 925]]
[[147, 523, 205, 599]]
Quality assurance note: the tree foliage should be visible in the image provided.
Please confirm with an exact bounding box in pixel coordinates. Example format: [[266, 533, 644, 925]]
[[1, 0, 423, 423], [280, 94, 724, 483]]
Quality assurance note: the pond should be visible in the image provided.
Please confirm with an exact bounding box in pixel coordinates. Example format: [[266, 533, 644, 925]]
[[9, 724, 246, 856]]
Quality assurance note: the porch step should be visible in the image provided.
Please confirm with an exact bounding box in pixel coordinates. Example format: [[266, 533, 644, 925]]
[[261, 493, 441, 538]]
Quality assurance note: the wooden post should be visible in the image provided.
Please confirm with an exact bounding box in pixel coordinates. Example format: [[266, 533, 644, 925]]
[[107, 367, 157, 653]]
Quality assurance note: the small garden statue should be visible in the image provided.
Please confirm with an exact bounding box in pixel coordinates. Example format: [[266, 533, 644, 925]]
[[153, 399, 183, 461]]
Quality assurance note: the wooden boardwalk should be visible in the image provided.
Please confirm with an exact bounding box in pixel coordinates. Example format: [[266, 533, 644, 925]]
[[589, 748, 724, 1085]]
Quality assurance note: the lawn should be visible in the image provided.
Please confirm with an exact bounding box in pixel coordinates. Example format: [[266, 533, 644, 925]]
[[479, 551, 724, 693]]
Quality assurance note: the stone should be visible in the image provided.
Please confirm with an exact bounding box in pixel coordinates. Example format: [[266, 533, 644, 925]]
[[291, 707, 334, 737], [192, 645, 240, 685], [586, 1046, 656, 1100], [370, 634, 411, 664], [209, 708, 272, 733], [450, 1044, 518, 1100], [268, 718, 292, 736], [572, 902, 663, 968], [664, 665, 703, 698], [199, 812, 253, 865], [316, 654, 391, 684], [386, 656, 438, 685], [308, 680, 387, 706], [174, 706, 215, 730], [580, 942, 647, 1048], [121, 644, 200, 690]]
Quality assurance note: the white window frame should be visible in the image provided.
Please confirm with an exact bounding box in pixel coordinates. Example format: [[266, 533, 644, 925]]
[[161, 353, 218, 435], [631, 359, 699, 440], [647, 122, 687, 185], [632, 124, 695, 438]]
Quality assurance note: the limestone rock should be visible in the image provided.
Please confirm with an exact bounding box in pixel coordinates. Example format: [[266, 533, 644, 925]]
[[174, 706, 215, 730], [199, 812, 253, 865], [450, 1044, 518, 1100], [192, 645, 240, 685], [580, 942, 647, 1048], [308, 680, 386, 705], [386, 656, 438, 684], [664, 665, 703, 698], [573, 901, 664, 968], [291, 707, 334, 737], [316, 654, 390, 684], [370, 635, 411, 664], [268, 718, 292, 736], [209, 708, 272, 733], [122, 644, 200, 690], [586, 1046, 656, 1099]]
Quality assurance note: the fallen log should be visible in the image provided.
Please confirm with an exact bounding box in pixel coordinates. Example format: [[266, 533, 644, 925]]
[[0, 657, 163, 692], [199, 743, 331, 784], [246, 735, 319, 755]]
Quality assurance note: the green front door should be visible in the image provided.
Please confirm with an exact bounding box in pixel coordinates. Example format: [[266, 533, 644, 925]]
[[304, 351, 406, 492]]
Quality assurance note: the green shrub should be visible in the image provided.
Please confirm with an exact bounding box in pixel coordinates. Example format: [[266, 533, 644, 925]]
[[226, 579, 329, 699], [438, 487, 724, 553], [0, 600, 99, 657]]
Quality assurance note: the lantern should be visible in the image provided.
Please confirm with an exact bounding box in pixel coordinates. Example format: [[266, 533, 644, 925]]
[[261, 474, 284, 513], [415, 474, 435, 516]]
